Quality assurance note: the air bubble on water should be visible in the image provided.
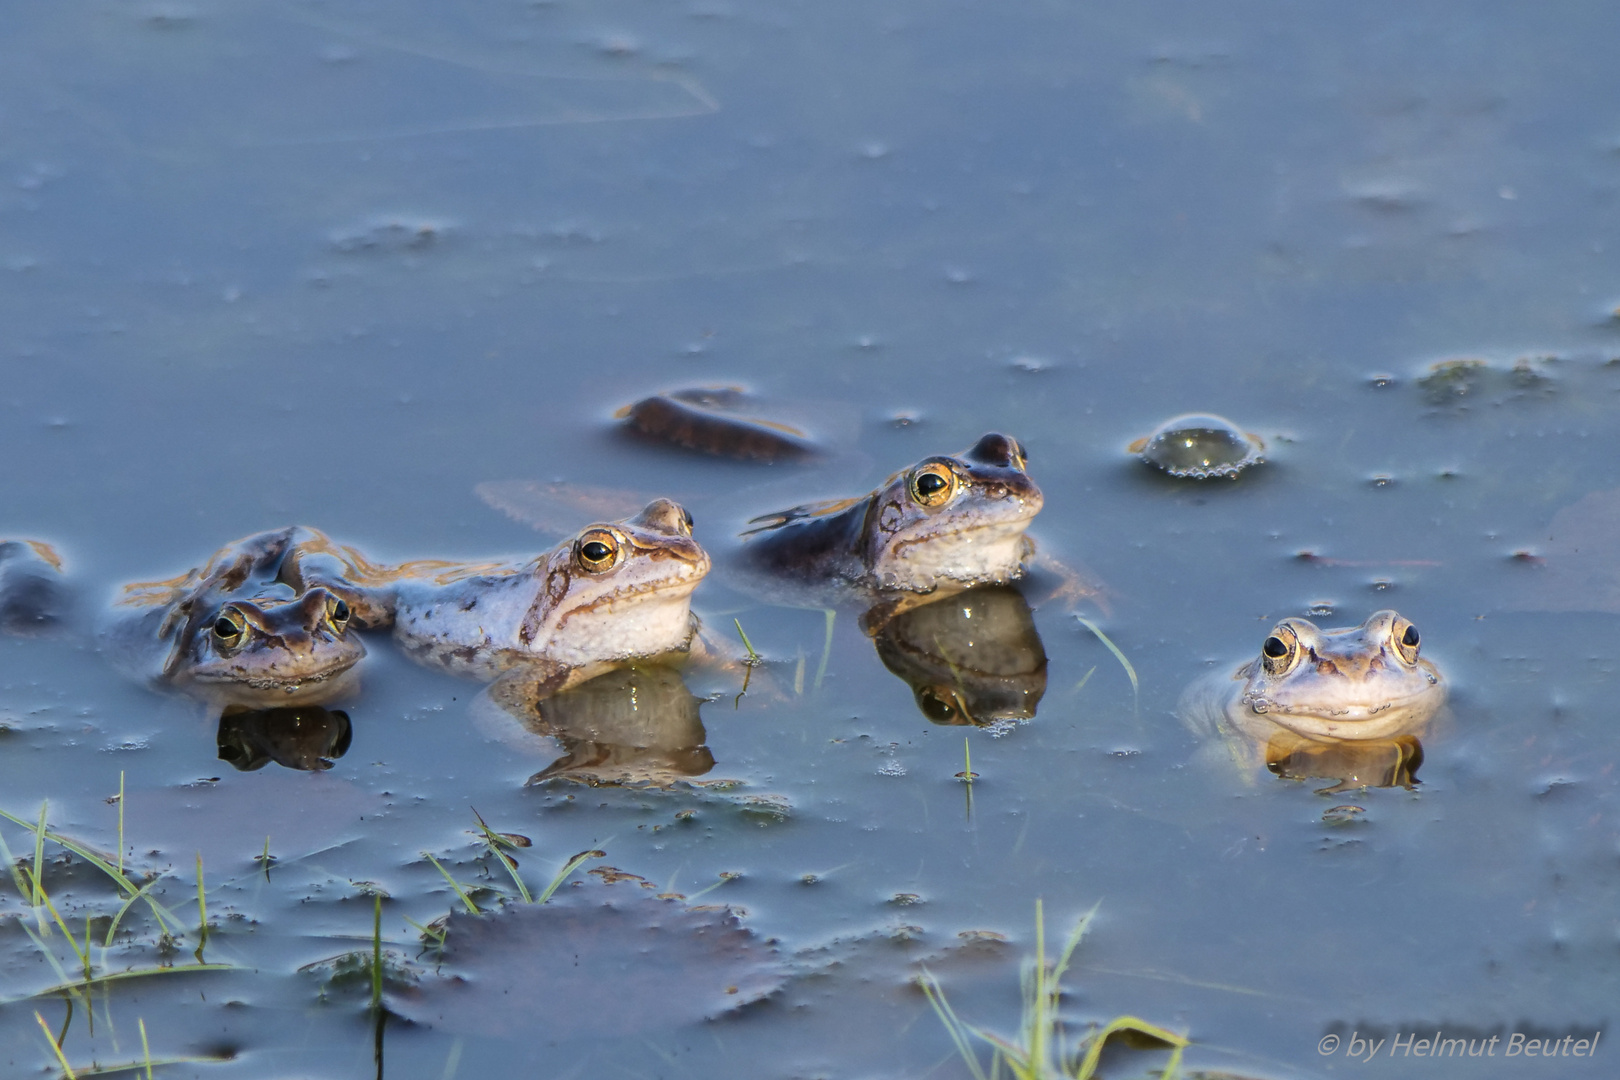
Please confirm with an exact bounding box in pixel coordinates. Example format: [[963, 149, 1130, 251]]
[[1129, 414, 1264, 479], [877, 760, 907, 777]]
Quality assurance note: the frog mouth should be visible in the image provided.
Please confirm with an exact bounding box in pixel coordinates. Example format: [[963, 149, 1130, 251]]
[[192, 652, 363, 689]]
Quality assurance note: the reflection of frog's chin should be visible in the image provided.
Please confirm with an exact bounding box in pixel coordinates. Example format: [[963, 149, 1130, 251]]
[[1258, 726, 1425, 793]]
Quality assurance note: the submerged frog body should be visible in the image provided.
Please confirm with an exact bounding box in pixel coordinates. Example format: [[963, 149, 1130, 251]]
[[0, 540, 70, 635], [105, 528, 367, 706], [740, 433, 1042, 595], [366, 500, 710, 695], [1182, 609, 1445, 784]]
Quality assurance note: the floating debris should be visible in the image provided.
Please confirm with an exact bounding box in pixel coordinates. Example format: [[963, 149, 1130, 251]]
[[1127, 414, 1264, 479], [616, 386, 819, 462], [1417, 355, 1556, 406]]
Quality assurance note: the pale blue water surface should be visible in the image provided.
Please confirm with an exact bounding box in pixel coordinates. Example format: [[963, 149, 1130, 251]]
[[2, 1, 1619, 1077]]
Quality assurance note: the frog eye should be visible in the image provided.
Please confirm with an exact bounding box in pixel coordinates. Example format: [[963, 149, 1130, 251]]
[[1260, 624, 1301, 676], [1391, 617, 1421, 664], [327, 597, 351, 630], [576, 529, 623, 573], [212, 609, 247, 647], [909, 463, 959, 508]]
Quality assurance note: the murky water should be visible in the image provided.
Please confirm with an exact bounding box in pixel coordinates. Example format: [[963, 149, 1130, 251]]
[[4, 1, 1619, 1076]]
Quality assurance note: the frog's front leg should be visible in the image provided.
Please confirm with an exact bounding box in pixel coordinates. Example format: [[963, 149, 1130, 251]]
[[1026, 542, 1111, 614], [280, 546, 397, 629]]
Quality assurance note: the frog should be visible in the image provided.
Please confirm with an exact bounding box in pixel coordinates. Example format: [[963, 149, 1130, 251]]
[[738, 432, 1043, 599], [345, 499, 711, 700], [1181, 609, 1445, 786], [103, 527, 369, 706]]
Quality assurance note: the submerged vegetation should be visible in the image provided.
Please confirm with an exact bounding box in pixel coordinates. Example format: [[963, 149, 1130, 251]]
[[1, 789, 602, 1077], [920, 900, 1188, 1080]]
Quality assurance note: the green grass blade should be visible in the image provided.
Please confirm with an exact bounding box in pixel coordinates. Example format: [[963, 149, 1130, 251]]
[[732, 618, 760, 664], [1073, 1015, 1188, 1080], [814, 608, 835, 689], [116, 772, 125, 880], [14, 964, 239, 1004], [423, 853, 479, 914], [470, 811, 532, 903], [104, 875, 167, 948], [917, 969, 990, 1080], [1075, 617, 1138, 709], [0, 808, 181, 933], [139, 1016, 153, 1080], [536, 849, 602, 904], [0, 826, 32, 903], [35, 1010, 78, 1080], [32, 801, 48, 908]]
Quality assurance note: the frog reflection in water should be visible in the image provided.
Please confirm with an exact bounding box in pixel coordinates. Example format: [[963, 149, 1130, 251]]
[[740, 433, 1043, 600], [484, 663, 713, 788], [104, 528, 368, 706], [873, 585, 1047, 726], [333, 500, 711, 701], [1181, 610, 1445, 792], [217, 705, 352, 772]]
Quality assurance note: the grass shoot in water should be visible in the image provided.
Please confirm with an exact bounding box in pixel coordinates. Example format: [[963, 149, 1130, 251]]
[[918, 899, 1188, 1080]]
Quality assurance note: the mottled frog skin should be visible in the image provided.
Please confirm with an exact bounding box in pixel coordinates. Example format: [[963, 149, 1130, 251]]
[[740, 433, 1042, 595], [1183, 609, 1445, 750], [353, 499, 710, 695], [104, 527, 367, 706]]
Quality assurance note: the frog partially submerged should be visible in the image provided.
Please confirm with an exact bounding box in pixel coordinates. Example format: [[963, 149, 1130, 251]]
[[739, 433, 1043, 597], [0, 540, 70, 636], [347, 499, 711, 698], [104, 527, 368, 706], [1181, 610, 1445, 787]]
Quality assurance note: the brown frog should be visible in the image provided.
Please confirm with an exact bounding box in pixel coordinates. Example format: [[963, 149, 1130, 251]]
[[1181, 610, 1446, 789], [739, 433, 1043, 597], [335, 500, 711, 700], [103, 527, 368, 706]]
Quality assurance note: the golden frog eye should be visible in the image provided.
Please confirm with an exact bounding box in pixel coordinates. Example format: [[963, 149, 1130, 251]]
[[909, 463, 958, 508], [1391, 617, 1421, 665], [212, 609, 247, 647], [576, 529, 623, 573], [1260, 623, 1300, 676], [328, 596, 351, 630]]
